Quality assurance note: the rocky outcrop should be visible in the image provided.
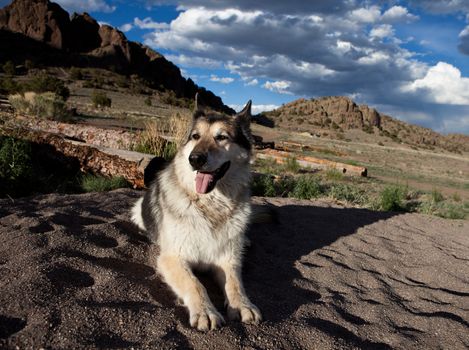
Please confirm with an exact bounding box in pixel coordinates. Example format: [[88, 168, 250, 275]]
[[269, 96, 468, 153], [0, 0, 233, 114], [0, 0, 70, 49]]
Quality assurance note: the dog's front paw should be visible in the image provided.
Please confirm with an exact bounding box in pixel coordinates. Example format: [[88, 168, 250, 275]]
[[227, 303, 262, 324], [189, 308, 225, 331]]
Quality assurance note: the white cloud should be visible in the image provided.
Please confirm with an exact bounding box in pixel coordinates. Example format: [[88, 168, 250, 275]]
[[229, 104, 279, 114], [165, 54, 222, 68], [263, 80, 292, 94], [350, 6, 381, 23], [134, 17, 169, 30], [54, 0, 115, 13], [381, 6, 418, 23], [210, 74, 234, 84], [370, 24, 394, 39], [119, 23, 133, 32], [458, 25, 469, 55], [401, 62, 469, 105], [245, 79, 258, 86]]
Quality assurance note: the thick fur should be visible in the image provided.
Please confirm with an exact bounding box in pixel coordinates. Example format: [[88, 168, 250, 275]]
[[131, 100, 261, 331]]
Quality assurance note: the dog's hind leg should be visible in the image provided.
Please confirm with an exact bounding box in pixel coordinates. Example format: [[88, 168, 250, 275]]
[[157, 254, 225, 331], [215, 262, 262, 324]]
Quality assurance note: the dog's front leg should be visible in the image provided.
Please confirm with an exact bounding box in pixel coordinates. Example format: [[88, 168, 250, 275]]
[[216, 262, 262, 324], [157, 254, 225, 331]]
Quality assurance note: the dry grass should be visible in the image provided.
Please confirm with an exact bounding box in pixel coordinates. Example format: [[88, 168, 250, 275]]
[[133, 111, 190, 159]]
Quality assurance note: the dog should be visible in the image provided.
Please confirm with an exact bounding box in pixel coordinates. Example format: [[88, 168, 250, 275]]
[[131, 94, 261, 331]]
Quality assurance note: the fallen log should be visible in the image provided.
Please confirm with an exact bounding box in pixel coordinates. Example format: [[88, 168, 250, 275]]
[[10, 128, 154, 188], [257, 149, 367, 177]]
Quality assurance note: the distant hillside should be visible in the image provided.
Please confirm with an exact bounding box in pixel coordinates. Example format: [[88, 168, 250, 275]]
[[264, 96, 469, 153], [0, 0, 233, 114]]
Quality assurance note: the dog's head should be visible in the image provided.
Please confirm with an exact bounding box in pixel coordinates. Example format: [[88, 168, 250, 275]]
[[180, 93, 252, 194]]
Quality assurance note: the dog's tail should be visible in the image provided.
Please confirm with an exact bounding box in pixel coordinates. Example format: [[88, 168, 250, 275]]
[[131, 197, 147, 231], [250, 204, 278, 224]]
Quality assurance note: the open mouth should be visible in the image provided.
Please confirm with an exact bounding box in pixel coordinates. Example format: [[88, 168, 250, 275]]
[[195, 161, 231, 194]]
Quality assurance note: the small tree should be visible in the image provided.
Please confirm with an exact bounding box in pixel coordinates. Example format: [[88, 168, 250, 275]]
[[2, 61, 16, 75], [91, 90, 112, 108]]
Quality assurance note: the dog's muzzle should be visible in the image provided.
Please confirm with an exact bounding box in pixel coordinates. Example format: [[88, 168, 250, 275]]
[[189, 152, 207, 170], [194, 161, 231, 194]]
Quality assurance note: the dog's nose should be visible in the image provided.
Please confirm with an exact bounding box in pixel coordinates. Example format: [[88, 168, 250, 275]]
[[189, 152, 207, 169]]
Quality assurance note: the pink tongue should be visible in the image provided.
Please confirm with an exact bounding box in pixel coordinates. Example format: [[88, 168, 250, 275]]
[[195, 172, 215, 194]]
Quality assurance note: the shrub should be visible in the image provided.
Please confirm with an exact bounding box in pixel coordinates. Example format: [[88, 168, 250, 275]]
[[69, 67, 83, 80], [252, 175, 276, 197], [25, 73, 70, 100], [91, 90, 112, 108], [283, 156, 300, 173], [324, 168, 345, 181], [379, 185, 407, 211], [9, 92, 70, 121], [2, 61, 16, 75], [329, 183, 368, 205], [133, 113, 189, 160], [144, 96, 152, 106], [81, 175, 128, 192], [430, 189, 444, 203], [0, 77, 20, 94], [290, 175, 325, 200], [0, 137, 33, 197]]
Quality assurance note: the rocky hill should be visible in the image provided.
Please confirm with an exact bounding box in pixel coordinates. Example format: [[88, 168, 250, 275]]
[[0, 0, 233, 114], [265, 96, 469, 153]]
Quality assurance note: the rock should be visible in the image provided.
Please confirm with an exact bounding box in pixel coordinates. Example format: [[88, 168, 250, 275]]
[[0, 0, 70, 49], [69, 12, 101, 52]]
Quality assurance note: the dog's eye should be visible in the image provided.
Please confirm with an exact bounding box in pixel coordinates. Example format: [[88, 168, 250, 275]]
[[192, 134, 200, 140], [215, 135, 228, 141]]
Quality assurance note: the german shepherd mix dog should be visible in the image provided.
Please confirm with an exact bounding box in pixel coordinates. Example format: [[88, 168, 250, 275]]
[[131, 95, 261, 331]]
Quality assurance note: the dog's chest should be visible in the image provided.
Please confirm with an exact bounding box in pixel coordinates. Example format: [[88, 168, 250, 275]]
[[159, 194, 249, 263]]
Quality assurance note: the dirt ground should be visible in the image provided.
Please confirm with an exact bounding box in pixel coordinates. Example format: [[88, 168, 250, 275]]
[[1, 189, 468, 349]]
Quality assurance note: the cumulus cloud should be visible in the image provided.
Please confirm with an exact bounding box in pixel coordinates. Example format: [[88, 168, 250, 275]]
[[54, 0, 115, 13], [165, 54, 222, 68], [229, 103, 279, 114], [401, 62, 469, 105], [134, 17, 169, 30], [458, 25, 469, 55], [370, 24, 394, 39], [245, 79, 258, 86], [349, 6, 381, 23], [263, 80, 292, 94], [119, 23, 133, 32], [210, 75, 234, 84], [381, 6, 418, 23], [409, 0, 469, 15]]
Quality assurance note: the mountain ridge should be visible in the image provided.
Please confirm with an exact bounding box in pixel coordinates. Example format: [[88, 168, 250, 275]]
[[0, 0, 234, 114]]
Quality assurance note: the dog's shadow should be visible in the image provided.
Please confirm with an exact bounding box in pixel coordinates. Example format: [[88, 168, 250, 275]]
[[243, 203, 397, 323]]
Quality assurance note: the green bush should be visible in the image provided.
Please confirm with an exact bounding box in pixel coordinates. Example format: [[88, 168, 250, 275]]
[[2, 61, 16, 75], [0, 137, 33, 197], [431, 189, 444, 203], [144, 96, 152, 106], [9, 92, 71, 121], [91, 90, 112, 108], [81, 175, 128, 192], [329, 183, 368, 205], [252, 175, 277, 197], [69, 67, 83, 80], [283, 156, 300, 173], [0, 77, 20, 94], [290, 175, 325, 200], [24, 73, 70, 100], [379, 185, 407, 211]]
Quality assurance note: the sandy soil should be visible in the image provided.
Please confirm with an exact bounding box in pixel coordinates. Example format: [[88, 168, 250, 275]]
[[0, 189, 468, 349]]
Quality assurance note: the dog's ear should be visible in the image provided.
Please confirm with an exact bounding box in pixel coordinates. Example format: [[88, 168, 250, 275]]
[[193, 92, 205, 119], [234, 100, 253, 149], [236, 100, 252, 126]]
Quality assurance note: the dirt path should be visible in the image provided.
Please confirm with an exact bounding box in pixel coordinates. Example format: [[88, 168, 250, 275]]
[[0, 190, 468, 349]]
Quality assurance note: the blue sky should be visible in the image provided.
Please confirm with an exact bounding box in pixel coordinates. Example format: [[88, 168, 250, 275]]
[[5, 0, 469, 134]]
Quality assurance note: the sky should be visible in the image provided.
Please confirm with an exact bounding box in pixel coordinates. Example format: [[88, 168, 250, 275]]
[[3, 0, 469, 134]]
